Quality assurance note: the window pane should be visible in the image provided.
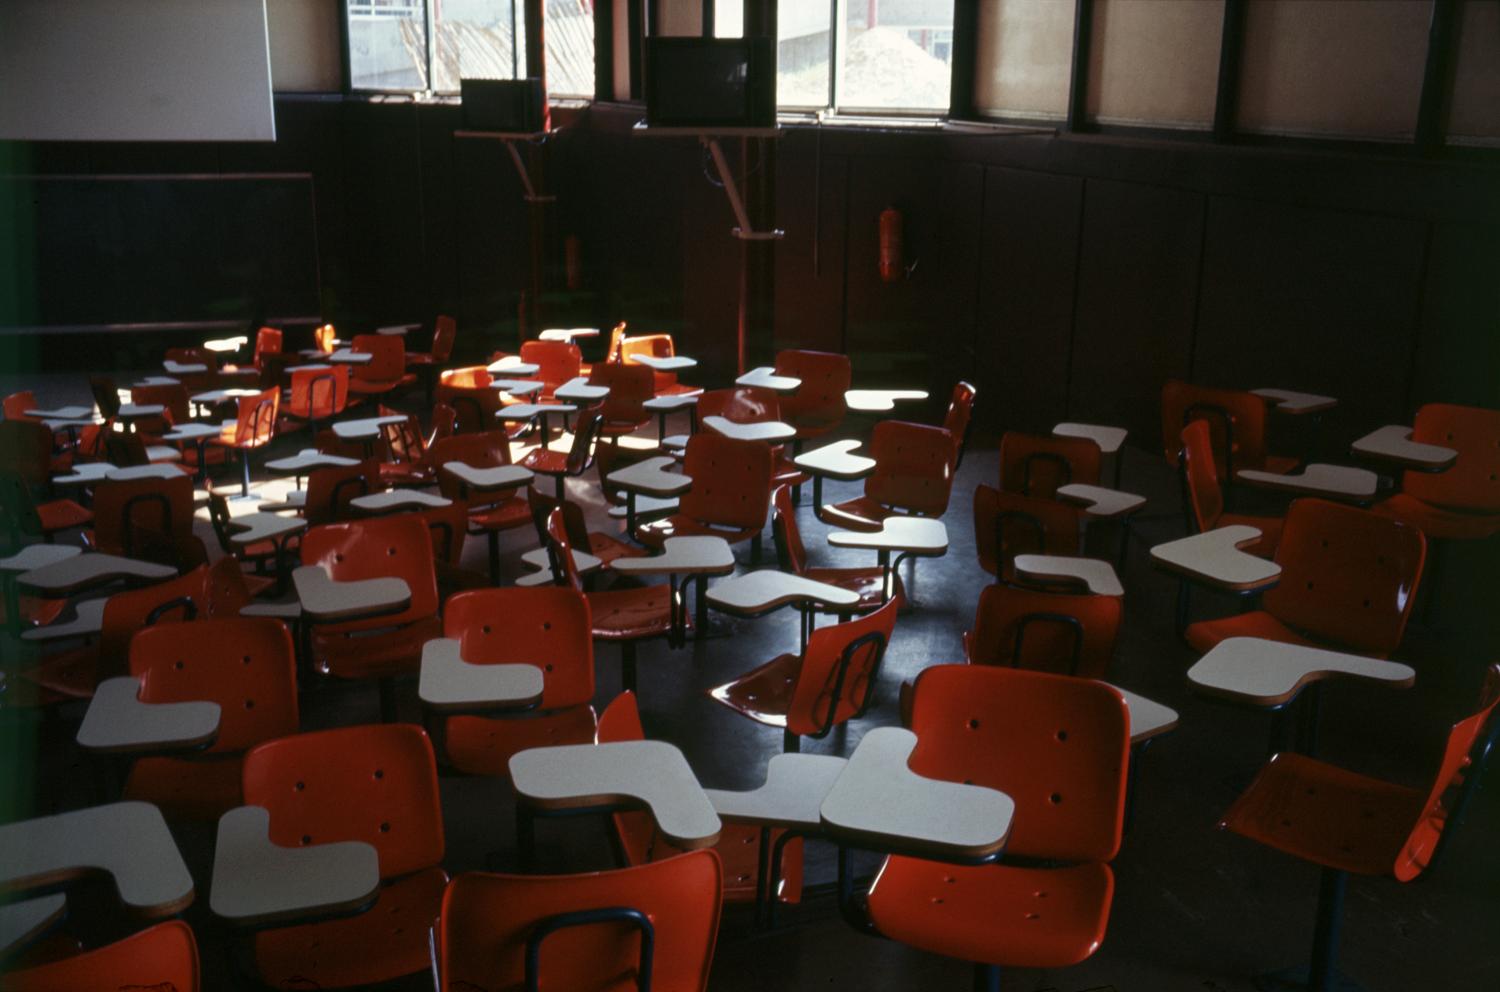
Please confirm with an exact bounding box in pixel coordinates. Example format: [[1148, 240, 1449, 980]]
[[433, 0, 520, 94], [348, 0, 428, 91], [1447, 0, 1500, 147], [778, 1, 832, 108], [715, 0, 743, 38], [838, 0, 954, 111], [1087, 0, 1221, 130], [547, 0, 595, 97], [975, 0, 1070, 121]]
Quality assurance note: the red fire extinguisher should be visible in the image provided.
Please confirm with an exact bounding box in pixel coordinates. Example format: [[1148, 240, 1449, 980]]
[[879, 207, 904, 284]]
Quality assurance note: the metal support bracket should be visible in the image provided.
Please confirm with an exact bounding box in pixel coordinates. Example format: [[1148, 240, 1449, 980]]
[[702, 136, 784, 241]]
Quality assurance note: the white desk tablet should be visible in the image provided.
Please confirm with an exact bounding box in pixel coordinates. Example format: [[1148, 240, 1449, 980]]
[[133, 375, 181, 387], [115, 404, 166, 421], [794, 440, 876, 480], [21, 597, 108, 642], [1236, 464, 1379, 500], [510, 741, 723, 850], [496, 402, 578, 421], [441, 462, 535, 492], [736, 367, 801, 393], [606, 455, 693, 497], [291, 566, 412, 622], [77, 677, 221, 754], [190, 387, 260, 405], [18, 553, 176, 596], [349, 489, 453, 513], [105, 463, 186, 482], [607, 495, 679, 520], [417, 637, 545, 712], [489, 378, 545, 397], [819, 727, 1014, 860], [210, 805, 381, 927], [554, 377, 609, 403], [51, 462, 117, 487], [843, 389, 928, 413], [629, 354, 698, 372], [0, 894, 67, 957], [1056, 483, 1146, 518], [643, 394, 700, 413], [704, 753, 850, 829], [1251, 388, 1338, 415], [1052, 422, 1128, 454], [204, 335, 249, 352], [707, 569, 861, 616], [376, 323, 419, 335], [1187, 636, 1416, 707], [283, 363, 333, 374], [257, 490, 307, 513], [1013, 555, 1124, 596], [162, 360, 207, 374], [228, 513, 307, 547], [0, 544, 82, 574], [487, 357, 541, 375], [1351, 425, 1458, 471], [332, 415, 406, 440], [0, 802, 194, 916], [266, 449, 360, 474], [609, 536, 735, 577], [1106, 684, 1180, 743], [702, 416, 796, 444], [160, 422, 223, 443], [538, 327, 600, 342], [26, 405, 94, 421], [828, 517, 949, 557], [1149, 526, 1281, 591], [327, 349, 373, 365], [517, 547, 603, 586]]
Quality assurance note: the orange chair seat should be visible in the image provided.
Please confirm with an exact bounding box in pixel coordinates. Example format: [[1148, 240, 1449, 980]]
[[590, 585, 681, 641], [0, 596, 67, 630], [615, 813, 804, 904], [0, 919, 200, 990], [519, 449, 569, 475], [803, 566, 902, 613], [445, 706, 598, 777], [586, 531, 647, 567], [867, 857, 1114, 969], [1219, 752, 1425, 876], [380, 462, 437, 487], [1375, 492, 1500, 541], [772, 455, 809, 489], [311, 616, 444, 680], [253, 866, 448, 989], [19, 646, 99, 700], [468, 498, 531, 532], [819, 496, 898, 532], [1217, 511, 1285, 558], [600, 416, 651, 439], [36, 498, 92, 533], [125, 754, 243, 822], [707, 652, 800, 729], [634, 514, 761, 549], [1184, 610, 1322, 657]]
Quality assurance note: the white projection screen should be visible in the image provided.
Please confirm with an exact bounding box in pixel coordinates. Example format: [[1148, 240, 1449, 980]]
[[0, 0, 275, 142]]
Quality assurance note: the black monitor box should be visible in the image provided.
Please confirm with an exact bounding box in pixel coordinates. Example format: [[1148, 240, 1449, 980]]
[[645, 38, 775, 128], [460, 77, 546, 133]]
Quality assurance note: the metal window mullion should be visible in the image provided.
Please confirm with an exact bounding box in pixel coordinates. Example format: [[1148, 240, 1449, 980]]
[[423, 0, 436, 92], [829, 0, 843, 113]]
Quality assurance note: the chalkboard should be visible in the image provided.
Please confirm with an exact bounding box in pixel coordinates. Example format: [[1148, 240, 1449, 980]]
[[0, 174, 320, 330]]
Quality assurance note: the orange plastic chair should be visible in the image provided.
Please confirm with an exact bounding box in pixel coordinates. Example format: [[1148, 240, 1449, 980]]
[[440, 587, 597, 777], [526, 485, 644, 568], [278, 364, 349, 437], [242, 723, 448, 989], [707, 594, 899, 752], [375, 406, 437, 487], [774, 349, 850, 444], [435, 848, 722, 992], [771, 483, 899, 613], [2, 389, 39, 422], [347, 333, 416, 399], [597, 691, 805, 910], [864, 665, 1130, 991], [1184, 498, 1426, 658], [406, 313, 457, 367], [437, 365, 510, 434], [621, 331, 699, 396], [590, 360, 656, 442], [1180, 419, 1283, 558], [1375, 402, 1500, 540], [90, 471, 205, 571], [1219, 664, 1500, 992], [430, 429, 532, 581], [299, 515, 442, 710], [521, 404, 605, 503], [0, 919, 200, 991], [520, 339, 583, 401], [0, 469, 92, 548], [1161, 379, 1297, 480], [972, 484, 1082, 582], [208, 386, 279, 497], [635, 432, 774, 556], [543, 508, 680, 694], [963, 582, 1120, 679], [943, 380, 978, 470], [697, 387, 807, 491], [296, 457, 378, 526], [820, 420, 955, 531], [121, 617, 298, 821], [998, 431, 1102, 500], [311, 322, 338, 354]]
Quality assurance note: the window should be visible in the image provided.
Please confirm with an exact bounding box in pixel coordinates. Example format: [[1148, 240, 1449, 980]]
[[347, 0, 524, 94], [975, 0, 1072, 123], [1086, 0, 1222, 131], [547, 0, 595, 98]]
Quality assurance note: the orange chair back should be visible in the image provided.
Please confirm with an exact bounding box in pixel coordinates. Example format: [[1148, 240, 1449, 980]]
[[254, 326, 283, 364], [436, 850, 723, 992], [131, 618, 298, 754], [943, 380, 977, 469], [299, 514, 441, 629], [775, 349, 850, 433], [436, 377, 504, 434], [430, 431, 518, 505], [1180, 418, 1226, 531], [1264, 498, 1425, 656], [520, 339, 582, 391], [543, 507, 588, 591], [431, 314, 457, 363], [1161, 379, 1271, 476], [90, 565, 212, 683], [680, 432, 774, 531], [92, 472, 197, 562], [973, 484, 1081, 580], [595, 691, 677, 865], [313, 323, 337, 352], [446, 587, 595, 709], [698, 386, 779, 425], [440, 365, 492, 389], [0, 420, 54, 487], [351, 333, 406, 383], [620, 332, 680, 391], [787, 595, 899, 737], [965, 584, 1120, 679], [286, 365, 349, 421], [0, 920, 200, 991], [2, 390, 38, 422], [303, 459, 378, 526], [378, 406, 426, 465], [998, 431, 1101, 499], [242, 724, 445, 880], [203, 553, 261, 616], [770, 484, 808, 576], [907, 664, 1129, 862], [1403, 402, 1500, 514], [228, 387, 279, 447], [590, 360, 655, 425], [865, 420, 955, 517], [603, 320, 628, 363], [420, 499, 471, 565], [129, 383, 190, 426]]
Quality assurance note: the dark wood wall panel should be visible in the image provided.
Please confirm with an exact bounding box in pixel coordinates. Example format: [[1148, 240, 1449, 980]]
[[1070, 178, 1205, 446], [772, 134, 846, 357], [1413, 223, 1500, 411]]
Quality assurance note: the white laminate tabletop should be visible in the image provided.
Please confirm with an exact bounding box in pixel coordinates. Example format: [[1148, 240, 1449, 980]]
[[376, 323, 418, 335], [518, 547, 602, 578], [828, 517, 949, 556], [441, 462, 535, 492], [265, 449, 360, 474], [606, 455, 693, 497], [257, 490, 307, 513], [1187, 636, 1416, 707], [210, 805, 380, 927], [819, 727, 1014, 860], [707, 569, 861, 616], [106, 463, 187, 481], [18, 553, 176, 596], [629, 354, 698, 372], [115, 404, 165, 420], [77, 676, 221, 754], [1105, 683, 1180, 743], [703, 753, 850, 829], [643, 394, 700, 412], [417, 637, 545, 712], [1251, 388, 1338, 415], [51, 462, 117, 487], [736, 367, 801, 393], [538, 327, 600, 341], [203, 335, 249, 352], [1056, 483, 1146, 517], [702, 416, 796, 443], [607, 495, 679, 520], [162, 361, 207, 374], [1236, 464, 1380, 500], [228, 513, 308, 546], [190, 387, 261, 405], [554, 377, 610, 402], [496, 402, 578, 421], [291, 565, 411, 622], [1350, 425, 1458, 471], [510, 741, 722, 850], [332, 415, 406, 440], [844, 389, 928, 413], [132, 376, 181, 387], [487, 357, 541, 375], [1052, 422, 1128, 454], [0, 894, 66, 957], [20, 598, 108, 642], [349, 489, 453, 513], [161, 422, 224, 442], [488, 378, 545, 397], [284, 363, 333, 374], [25, 405, 93, 420], [0, 802, 194, 916], [0, 544, 82, 574], [327, 349, 373, 365], [609, 536, 736, 576], [659, 433, 690, 452], [1013, 554, 1124, 596], [794, 439, 877, 480], [1149, 526, 1281, 591]]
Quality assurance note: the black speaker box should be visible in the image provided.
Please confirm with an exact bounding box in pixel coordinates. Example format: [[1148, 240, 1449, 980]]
[[645, 38, 775, 128], [460, 77, 546, 133]]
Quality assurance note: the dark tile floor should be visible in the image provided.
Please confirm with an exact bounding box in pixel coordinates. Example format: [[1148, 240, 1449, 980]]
[[4, 372, 1498, 991]]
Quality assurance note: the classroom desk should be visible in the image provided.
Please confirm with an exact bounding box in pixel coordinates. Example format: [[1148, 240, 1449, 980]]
[[440, 461, 534, 497], [266, 449, 360, 489], [629, 353, 698, 372], [51, 462, 116, 487], [515, 547, 603, 587], [204, 335, 249, 352], [132, 376, 181, 388], [1053, 422, 1129, 486], [77, 676, 221, 754], [736, 367, 801, 393], [332, 415, 406, 442], [605, 455, 693, 537], [496, 403, 577, 443], [17, 553, 176, 599], [843, 389, 928, 413], [25, 405, 93, 421], [0, 894, 67, 958], [708, 569, 861, 652], [828, 517, 949, 603], [488, 378, 545, 398], [1350, 425, 1457, 472], [1251, 388, 1338, 415], [509, 740, 722, 851], [417, 637, 544, 712], [0, 802, 195, 916], [1056, 482, 1145, 566], [376, 323, 419, 336], [326, 349, 373, 365], [163, 361, 206, 375], [1236, 464, 1380, 502], [1013, 554, 1124, 596], [610, 536, 736, 645], [554, 377, 609, 404], [106, 463, 186, 481], [348, 489, 453, 515], [227, 513, 307, 593], [1110, 684, 1180, 744], [1149, 526, 1281, 591], [160, 422, 224, 481], [209, 806, 380, 928], [291, 565, 411, 623], [643, 393, 699, 443], [702, 416, 796, 444], [20, 598, 107, 643], [486, 357, 541, 376], [1, 544, 84, 637], [795, 440, 876, 513], [538, 327, 600, 342]]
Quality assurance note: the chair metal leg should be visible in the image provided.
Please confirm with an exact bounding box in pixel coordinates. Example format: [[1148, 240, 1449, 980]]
[[378, 678, 397, 723], [1309, 868, 1347, 992], [972, 964, 1000, 992], [782, 729, 799, 753], [621, 641, 637, 694], [240, 449, 252, 498], [488, 531, 501, 585]]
